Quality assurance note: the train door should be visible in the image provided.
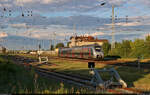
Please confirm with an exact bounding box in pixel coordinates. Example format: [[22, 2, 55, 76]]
[[88, 48, 91, 58], [76, 47, 81, 58], [72, 49, 74, 58], [88, 48, 93, 59], [83, 47, 88, 59]]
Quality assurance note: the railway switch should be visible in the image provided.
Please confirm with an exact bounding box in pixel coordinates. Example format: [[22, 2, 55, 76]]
[[88, 62, 127, 89]]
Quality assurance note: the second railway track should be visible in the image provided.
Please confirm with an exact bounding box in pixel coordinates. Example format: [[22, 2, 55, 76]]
[[48, 56, 150, 69]]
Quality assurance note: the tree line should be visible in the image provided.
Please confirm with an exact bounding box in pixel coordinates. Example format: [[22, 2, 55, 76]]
[[102, 36, 150, 59]]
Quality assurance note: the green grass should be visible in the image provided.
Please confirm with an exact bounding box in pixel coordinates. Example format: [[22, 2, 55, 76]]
[[35, 58, 150, 90], [5, 54, 150, 91], [0, 55, 97, 94]]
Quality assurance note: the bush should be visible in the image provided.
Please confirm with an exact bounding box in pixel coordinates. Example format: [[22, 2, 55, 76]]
[[104, 36, 150, 59]]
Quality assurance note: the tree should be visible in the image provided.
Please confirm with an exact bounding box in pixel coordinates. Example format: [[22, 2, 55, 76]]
[[121, 40, 132, 57], [2, 47, 6, 54], [109, 42, 122, 56], [102, 42, 111, 56], [55, 43, 64, 48], [143, 36, 150, 58], [67, 42, 71, 47], [130, 39, 145, 58], [50, 45, 54, 50]]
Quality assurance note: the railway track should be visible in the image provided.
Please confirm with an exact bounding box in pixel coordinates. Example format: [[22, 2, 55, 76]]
[[4, 55, 146, 94], [34, 67, 144, 94], [8, 54, 150, 69], [48, 56, 150, 69]]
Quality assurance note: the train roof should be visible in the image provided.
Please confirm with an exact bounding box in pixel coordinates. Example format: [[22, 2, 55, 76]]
[[59, 44, 101, 50], [72, 44, 101, 47]]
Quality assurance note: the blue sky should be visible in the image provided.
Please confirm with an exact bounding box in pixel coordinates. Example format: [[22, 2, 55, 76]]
[[0, 0, 150, 50], [1, 0, 150, 17]]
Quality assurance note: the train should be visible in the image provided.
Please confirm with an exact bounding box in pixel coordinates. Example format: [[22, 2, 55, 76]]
[[58, 44, 104, 60]]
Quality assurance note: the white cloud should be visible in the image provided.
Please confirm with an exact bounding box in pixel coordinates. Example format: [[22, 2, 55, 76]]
[[15, 0, 55, 4], [42, 0, 54, 4], [105, 20, 150, 27], [83, 32, 106, 36], [115, 22, 141, 26], [15, 0, 34, 6], [19, 25, 73, 39], [144, 33, 150, 38], [107, 0, 126, 6], [0, 0, 148, 15], [10, 23, 27, 29], [90, 32, 105, 36], [0, 32, 8, 38]]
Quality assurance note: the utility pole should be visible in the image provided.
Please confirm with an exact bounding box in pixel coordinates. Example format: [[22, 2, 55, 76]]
[[100, 3, 115, 49], [126, 15, 128, 23], [73, 24, 76, 47], [49, 39, 52, 50], [53, 32, 56, 49], [111, 5, 115, 49]]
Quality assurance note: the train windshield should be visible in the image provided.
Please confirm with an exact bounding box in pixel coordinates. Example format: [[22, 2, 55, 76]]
[[95, 46, 101, 52]]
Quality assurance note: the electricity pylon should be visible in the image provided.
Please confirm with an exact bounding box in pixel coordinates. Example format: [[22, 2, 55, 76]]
[[111, 5, 115, 49]]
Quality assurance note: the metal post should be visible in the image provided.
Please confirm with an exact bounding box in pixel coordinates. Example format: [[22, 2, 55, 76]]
[[73, 24, 76, 47], [38, 43, 41, 63], [50, 39, 53, 56], [53, 32, 56, 49], [109, 68, 127, 88], [111, 5, 115, 49]]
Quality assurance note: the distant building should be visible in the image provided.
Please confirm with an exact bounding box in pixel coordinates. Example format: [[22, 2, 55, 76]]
[[69, 36, 108, 47], [0, 45, 7, 53]]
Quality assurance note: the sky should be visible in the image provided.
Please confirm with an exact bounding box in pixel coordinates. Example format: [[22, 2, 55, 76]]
[[0, 0, 150, 50]]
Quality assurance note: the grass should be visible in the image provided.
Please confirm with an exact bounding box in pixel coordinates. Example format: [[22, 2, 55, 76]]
[[0, 55, 98, 94], [6, 54, 150, 91], [32, 58, 150, 90]]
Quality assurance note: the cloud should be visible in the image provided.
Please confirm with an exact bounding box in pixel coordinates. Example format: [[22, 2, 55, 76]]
[[90, 32, 105, 36], [105, 19, 150, 27], [144, 33, 150, 38], [17, 25, 73, 39], [10, 23, 27, 29], [83, 32, 106, 36], [115, 22, 141, 27], [15, 0, 55, 5], [105, 0, 127, 6], [2, 0, 124, 13], [0, 0, 149, 16], [42, 0, 54, 4], [16, 0, 33, 3], [0, 32, 8, 38]]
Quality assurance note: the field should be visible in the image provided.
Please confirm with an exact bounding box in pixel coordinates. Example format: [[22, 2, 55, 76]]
[[1, 54, 150, 93], [30, 55, 150, 91], [0, 55, 95, 94]]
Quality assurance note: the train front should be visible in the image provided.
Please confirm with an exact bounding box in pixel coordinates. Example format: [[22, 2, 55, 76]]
[[94, 46, 104, 60]]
